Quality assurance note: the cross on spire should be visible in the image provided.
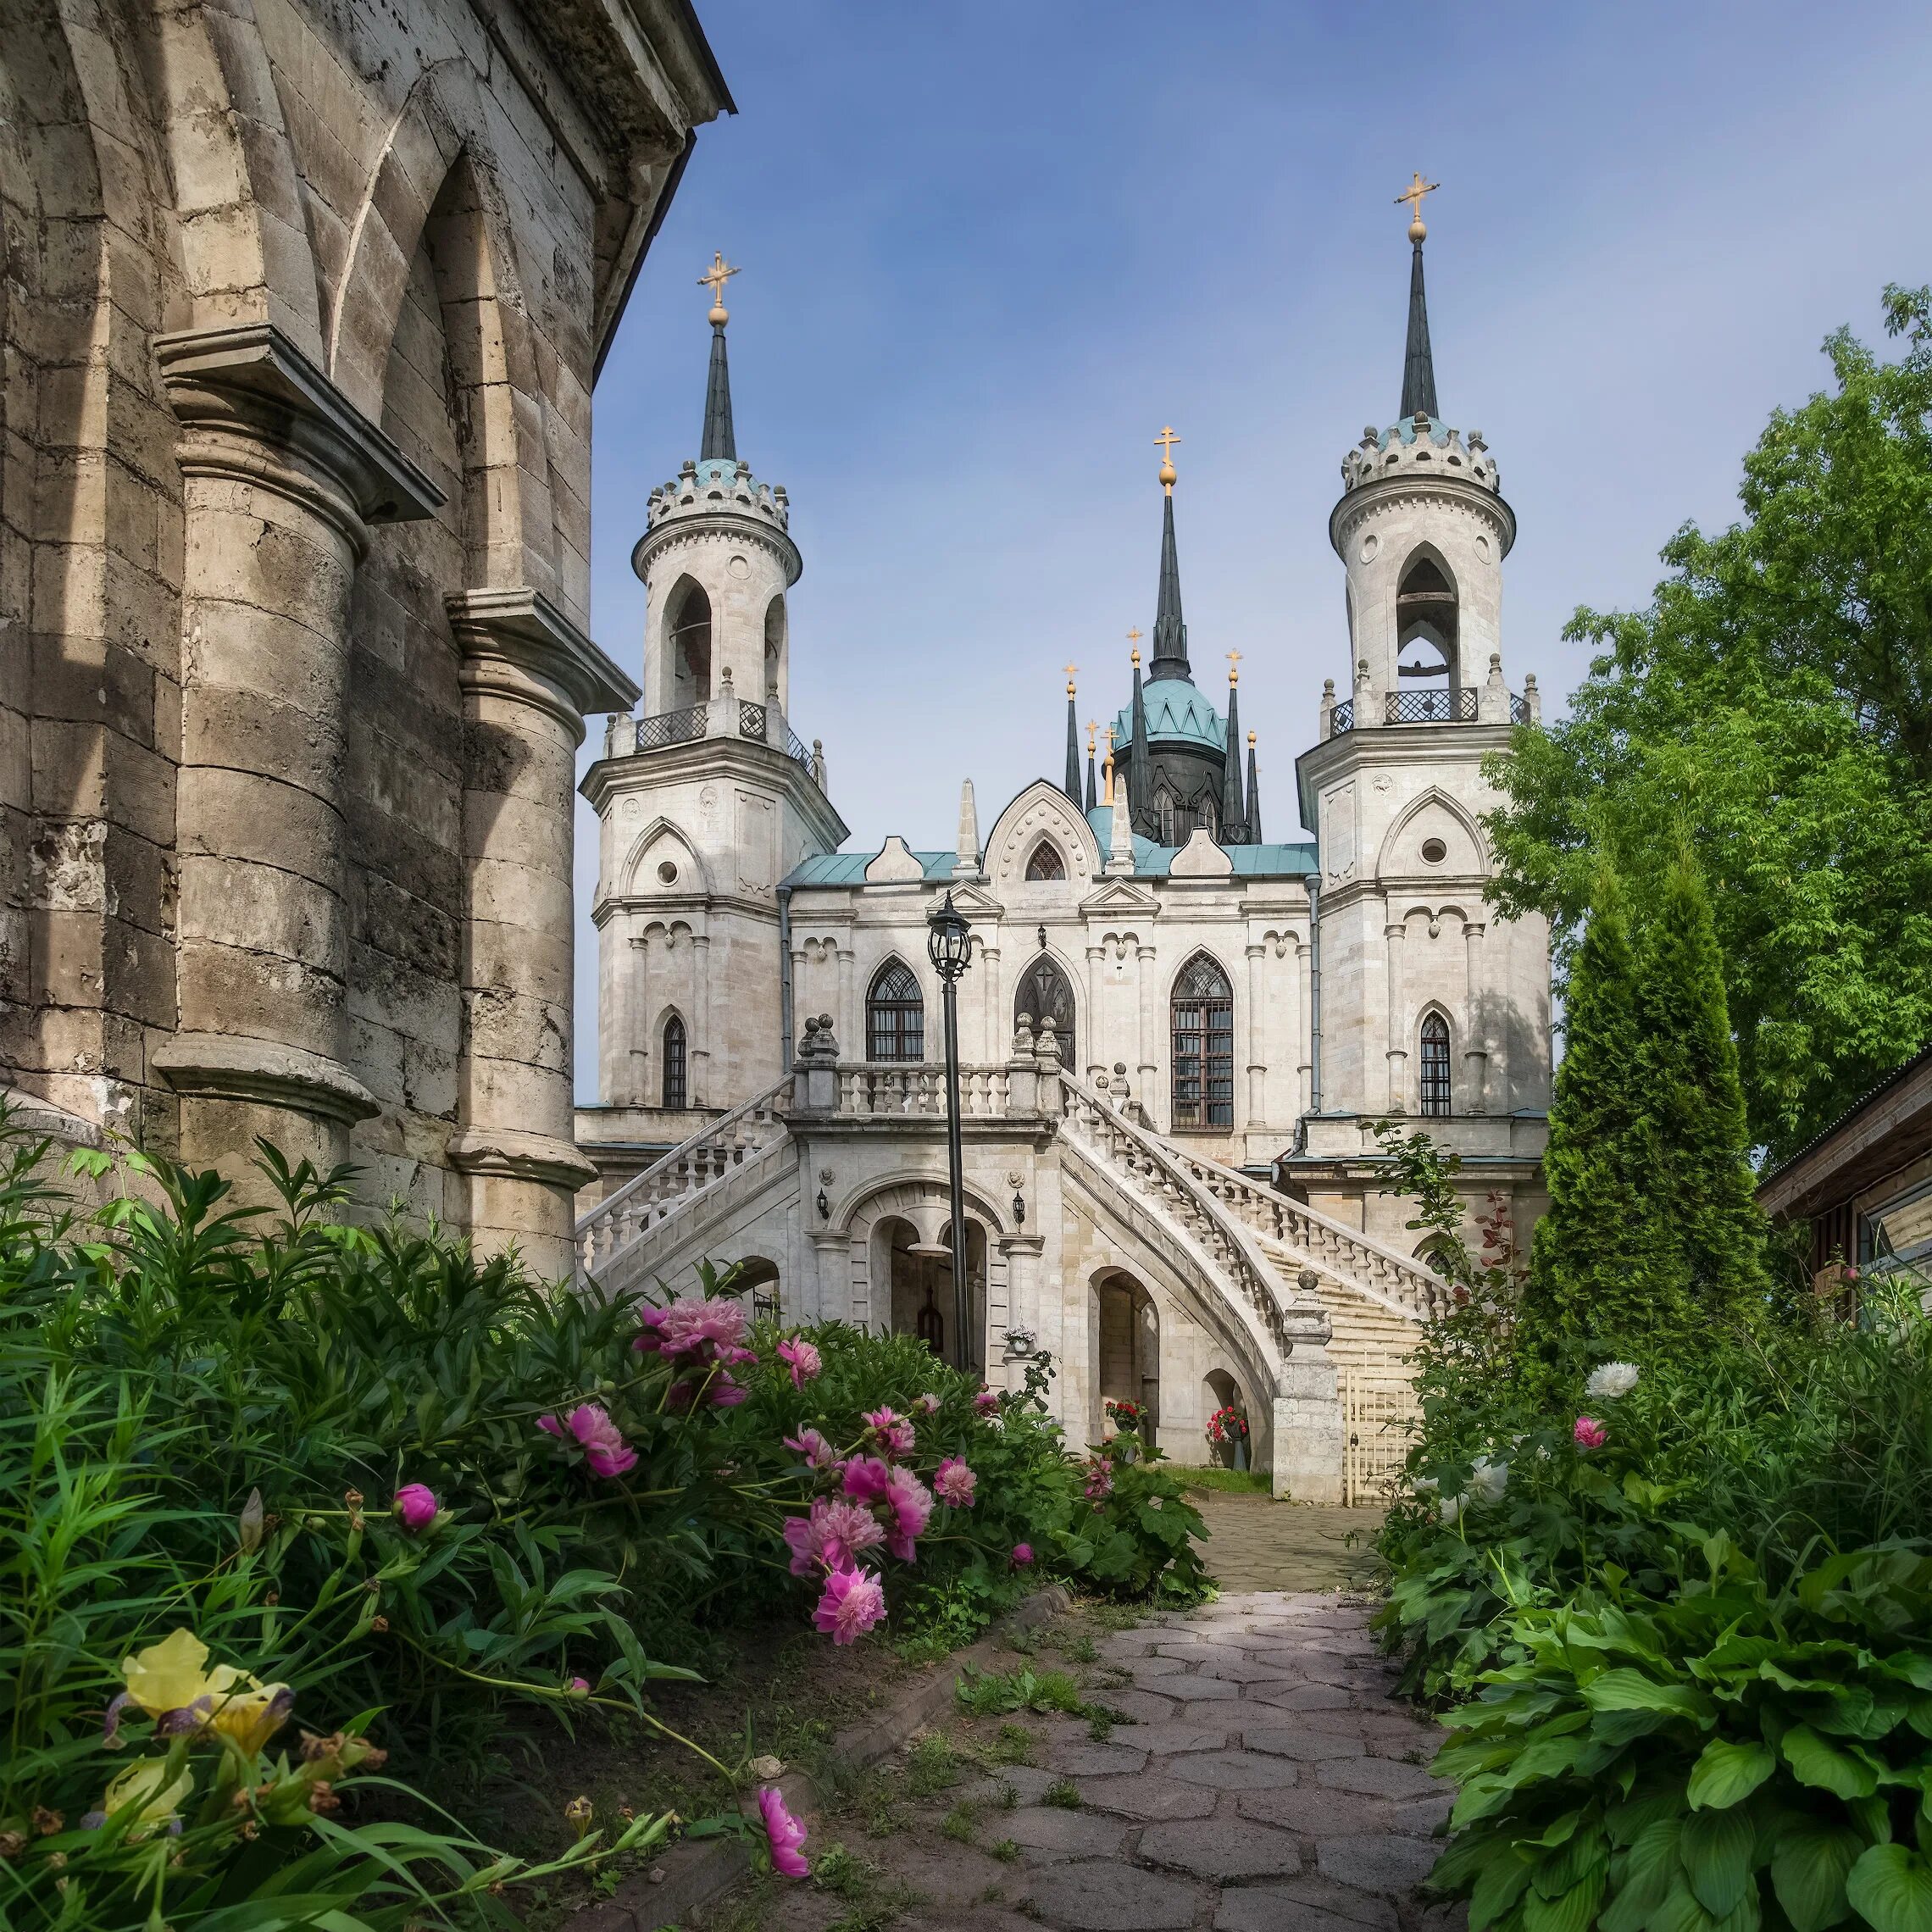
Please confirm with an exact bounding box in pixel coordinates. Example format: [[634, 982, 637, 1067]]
[[1154, 425, 1180, 493], [1226, 648, 1242, 686], [699, 250, 740, 324], [1395, 172, 1440, 241], [1063, 661, 1079, 696]]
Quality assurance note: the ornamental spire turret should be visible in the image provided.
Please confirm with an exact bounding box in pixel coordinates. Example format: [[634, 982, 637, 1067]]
[[1148, 429, 1190, 682], [1245, 730, 1261, 842], [699, 250, 739, 461], [1219, 653, 1246, 843], [1062, 664, 1081, 804], [1128, 638, 1150, 820], [1395, 175, 1440, 422]]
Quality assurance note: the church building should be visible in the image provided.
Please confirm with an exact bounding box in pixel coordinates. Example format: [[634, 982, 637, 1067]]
[[577, 195, 1552, 1500]]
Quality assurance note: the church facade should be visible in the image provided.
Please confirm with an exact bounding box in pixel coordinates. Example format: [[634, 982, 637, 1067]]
[[578, 209, 1552, 1498]]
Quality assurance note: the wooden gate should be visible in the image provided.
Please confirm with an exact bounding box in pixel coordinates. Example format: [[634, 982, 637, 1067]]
[[1341, 1371, 1420, 1506]]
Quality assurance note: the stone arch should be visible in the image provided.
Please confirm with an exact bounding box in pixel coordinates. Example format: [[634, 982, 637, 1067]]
[[865, 956, 926, 1063], [1093, 1268, 1161, 1445], [1374, 786, 1489, 879], [658, 1008, 688, 1109], [620, 817, 712, 897], [1168, 951, 1235, 1130], [984, 779, 1103, 886], [762, 592, 786, 701], [664, 574, 713, 708], [1418, 1003, 1453, 1118], [1013, 951, 1077, 1069], [839, 1174, 1012, 1370], [1024, 837, 1067, 881], [1394, 540, 1460, 685]]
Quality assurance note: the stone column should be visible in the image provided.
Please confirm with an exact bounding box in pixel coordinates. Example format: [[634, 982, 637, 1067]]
[[1244, 940, 1266, 1128], [998, 1233, 1047, 1392], [1383, 912, 1407, 1114], [1084, 943, 1106, 1080], [979, 939, 1001, 1068], [837, 943, 856, 1053], [1462, 919, 1490, 1113], [691, 930, 713, 1102], [1270, 1297, 1344, 1504], [445, 587, 638, 1280], [150, 324, 441, 1185], [1135, 941, 1158, 1098]]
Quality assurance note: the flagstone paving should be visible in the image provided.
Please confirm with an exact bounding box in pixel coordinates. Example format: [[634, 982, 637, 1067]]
[[719, 1504, 1459, 1932]]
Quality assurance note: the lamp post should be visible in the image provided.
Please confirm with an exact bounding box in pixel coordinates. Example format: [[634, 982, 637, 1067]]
[[927, 890, 974, 1372]]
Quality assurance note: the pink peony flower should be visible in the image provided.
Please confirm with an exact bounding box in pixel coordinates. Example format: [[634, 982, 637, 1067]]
[[842, 1456, 893, 1505], [784, 1427, 839, 1470], [782, 1498, 886, 1576], [880, 1465, 935, 1561], [567, 1676, 591, 1697], [933, 1457, 977, 1508], [1010, 1543, 1035, 1568], [758, 1785, 810, 1878], [631, 1306, 670, 1354], [974, 1389, 1000, 1414], [913, 1393, 941, 1416], [777, 1336, 822, 1389], [709, 1371, 747, 1407], [657, 1297, 751, 1360], [543, 1402, 638, 1479], [863, 1407, 916, 1459], [813, 1563, 887, 1645], [391, 1482, 439, 1533], [1574, 1416, 1607, 1452], [1083, 1459, 1113, 1502]]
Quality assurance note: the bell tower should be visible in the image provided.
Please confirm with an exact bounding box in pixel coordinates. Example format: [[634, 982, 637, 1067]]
[[1290, 183, 1551, 1236], [580, 258, 847, 1147]]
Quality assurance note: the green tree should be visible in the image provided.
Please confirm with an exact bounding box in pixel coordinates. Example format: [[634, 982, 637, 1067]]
[[1519, 866, 1671, 1353], [1487, 284, 1932, 1162]]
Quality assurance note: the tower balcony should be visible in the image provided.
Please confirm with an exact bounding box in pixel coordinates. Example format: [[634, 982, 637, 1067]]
[[1323, 675, 1541, 738], [604, 678, 830, 793]]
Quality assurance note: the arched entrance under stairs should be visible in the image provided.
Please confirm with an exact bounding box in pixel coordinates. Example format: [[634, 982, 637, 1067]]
[[1094, 1270, 1160, 1447], [877, 1214, 988, 1374]]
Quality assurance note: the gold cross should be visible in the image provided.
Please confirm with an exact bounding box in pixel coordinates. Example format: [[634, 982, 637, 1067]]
[[1086, 719, 1097, 753], [1064, 661, 1079, 697], [1226, 648, 1242, 686], [699, 250, 740, 319], [1395, 173, 1440, 233], [1126, 626, 1142, 667], [1153, 426, 1180, 463]]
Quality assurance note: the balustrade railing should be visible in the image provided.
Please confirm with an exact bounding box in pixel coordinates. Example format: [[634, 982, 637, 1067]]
[[1509, 691, 1531, 725], [575, 1075, 793, 1280], [829, 1062, 1016, 1118], [1328, 698, 1355, 735], [1387, 686, 1477, 724], [635, 704, 707, 753]]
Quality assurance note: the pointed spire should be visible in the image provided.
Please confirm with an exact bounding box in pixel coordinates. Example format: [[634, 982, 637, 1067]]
[[1219, 655, 1245, 845], [697, 251, 741, 461], [1128, 641, 1151, 830], [1395, 178, 1441, 423], [1063, 665, 1081, 804], [1148, 458, 1191, 682], [1245, 730, 1262, 843], [1085, 722, 1097, 812], [954, 776, 980, 880]]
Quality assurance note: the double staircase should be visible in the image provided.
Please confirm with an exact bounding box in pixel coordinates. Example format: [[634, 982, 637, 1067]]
[[576, 1066, 1441, 1394]]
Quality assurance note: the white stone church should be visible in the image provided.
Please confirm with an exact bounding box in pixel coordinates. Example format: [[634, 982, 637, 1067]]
[[575, 216, 1552, 1501]]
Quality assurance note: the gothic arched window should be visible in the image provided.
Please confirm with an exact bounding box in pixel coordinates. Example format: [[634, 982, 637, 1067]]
[[662, 1013, 687, 1110], [867, 960, 925, 1063], [667, 577, 712, 708], [1419, 1012, 1452, 1117], [1015, 953, 1076, 1070], [1396, 552, 1459, 693], [1170, 953, 1234, 1129], [1024, 840, 1065, 881]]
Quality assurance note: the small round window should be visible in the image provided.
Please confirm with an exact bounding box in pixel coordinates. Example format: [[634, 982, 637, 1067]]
[[1420, 838, 1448, 865], [657, 860, 679, 885]]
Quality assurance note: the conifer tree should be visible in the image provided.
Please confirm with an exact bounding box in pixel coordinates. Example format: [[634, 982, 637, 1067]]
[[1633, 847, 1770, 1324], [1520, 865, 1676, 1354]]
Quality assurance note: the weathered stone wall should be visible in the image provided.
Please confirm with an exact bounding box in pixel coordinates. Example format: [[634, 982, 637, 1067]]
[[0, 0, 729, 1275]]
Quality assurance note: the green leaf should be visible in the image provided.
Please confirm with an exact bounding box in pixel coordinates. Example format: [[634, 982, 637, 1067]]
[[1689, 1740, 1777, 1811], [1683, 1805, 1757, 1919], [1603, 1819, 1687, 1932], [1468, 1846, 1535, 1931], [1784, 1725, 1879, 1801], [1524, 1871, 1607, 1932], [1586, 1669, 1716, 1721], [1846, 1845, 1932, 1932], [1771, 1819, 1863, 1932]]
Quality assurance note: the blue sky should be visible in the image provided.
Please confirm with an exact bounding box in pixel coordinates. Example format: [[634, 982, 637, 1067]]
[[576, 1, 1932, 1097]]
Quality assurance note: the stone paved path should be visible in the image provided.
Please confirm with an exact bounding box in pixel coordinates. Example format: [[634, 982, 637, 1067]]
[[728, 1507, 1457, 1932]]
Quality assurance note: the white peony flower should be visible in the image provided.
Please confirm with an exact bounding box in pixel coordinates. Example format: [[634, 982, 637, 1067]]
[[1584, 1362, 1641, 1402], [1468, 1457, 1509, 1505], [1441, 1494, 1465, 1526], [1413, 1475, 1439, 1495]]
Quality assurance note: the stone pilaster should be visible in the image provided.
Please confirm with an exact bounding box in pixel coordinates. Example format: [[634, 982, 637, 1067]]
[[446, 586, 638, 1279], [151, 323, 442, 1185]]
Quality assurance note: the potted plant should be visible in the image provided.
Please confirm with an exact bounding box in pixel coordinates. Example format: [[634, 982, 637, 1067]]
[[1206, 1404, 1249, 1471]]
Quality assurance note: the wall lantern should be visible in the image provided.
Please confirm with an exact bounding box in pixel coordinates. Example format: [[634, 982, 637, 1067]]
[[1012, 1189, 1026, 1227], [816, 1188, 830, 1220]]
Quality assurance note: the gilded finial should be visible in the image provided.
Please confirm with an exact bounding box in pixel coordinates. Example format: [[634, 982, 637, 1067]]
[[1226, 648, 1242, 687], [1395, 172, 1440, 244], [1086, 719, 1097, 754], [1247, 729, 1256, 747], [1153, 425, 1180, 492], [1064, 661, 1079, 698], [1127, 625, 1142, 669], [1102, 725, 1117, 806], [699, 250, 740, 326]]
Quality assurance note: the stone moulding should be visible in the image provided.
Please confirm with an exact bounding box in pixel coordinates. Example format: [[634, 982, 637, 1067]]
[[153, 322, 445, 539], [445, 586, 640, 739], [445, 1124, 598, 1191], [149, 1035, 380, 1128]]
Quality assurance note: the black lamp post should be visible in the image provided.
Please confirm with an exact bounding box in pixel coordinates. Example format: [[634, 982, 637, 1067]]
[[927, 890, 974, 1372]]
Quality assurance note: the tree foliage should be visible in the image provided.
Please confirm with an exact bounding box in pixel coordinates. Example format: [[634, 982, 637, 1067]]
[[1486, 284, 1932, 1160]]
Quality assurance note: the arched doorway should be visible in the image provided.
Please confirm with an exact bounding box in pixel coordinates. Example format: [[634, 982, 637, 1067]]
[[1014, 953, 1076, 1072], [880, 1215, 988, 1373], [1095, 1272, 1160, 1446], [733, 1256, 780, 1320]]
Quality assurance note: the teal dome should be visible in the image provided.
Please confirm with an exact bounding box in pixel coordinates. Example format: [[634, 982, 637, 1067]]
[[1113, 679, 1225, 753]]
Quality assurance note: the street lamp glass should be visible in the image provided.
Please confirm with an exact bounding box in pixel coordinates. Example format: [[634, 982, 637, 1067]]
[[927, 891, 973, 980]]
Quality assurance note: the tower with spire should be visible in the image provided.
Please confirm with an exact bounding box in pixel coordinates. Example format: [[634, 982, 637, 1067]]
[[1290, 178, 1550, 1191], [580, 257, 847, 1128]]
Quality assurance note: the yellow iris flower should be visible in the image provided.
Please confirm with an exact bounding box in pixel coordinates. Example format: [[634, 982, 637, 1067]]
[[101, 1757, 196, 1835], [119, 1629, 291, 1755]]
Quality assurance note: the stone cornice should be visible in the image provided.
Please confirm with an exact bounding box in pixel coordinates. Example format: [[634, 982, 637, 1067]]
[[447, 1124, 598, 1190], [630, 510, 802, 588], [155, 323, 443, 547], [447, 586, 639, 739], [150, 1034, 380, 1127], [581, 732, 849, 850], [1328, 472, 1516, 561]]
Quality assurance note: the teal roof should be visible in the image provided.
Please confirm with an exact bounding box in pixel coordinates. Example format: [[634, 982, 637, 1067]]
[[1111, 678, 1225, 752], [782, 849, 955, 887]]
